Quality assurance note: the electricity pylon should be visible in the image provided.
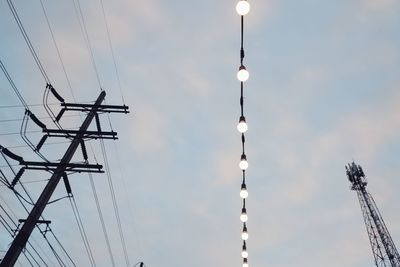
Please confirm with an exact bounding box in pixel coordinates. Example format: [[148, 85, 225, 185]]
[[346, 162, 400, 267]]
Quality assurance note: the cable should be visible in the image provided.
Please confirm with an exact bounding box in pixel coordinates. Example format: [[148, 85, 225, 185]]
[[0, 60, 28, 109], [0, 194, 55, 266], [69, 195, 96, 266], [0, 203, 47, 266], [88, 171, 116, 267], [0, 114, 81, 123], [71, 0, 102, 89], [112, 141, 144, 257], [39, 0, 76, 101], [99, 139, 130, 267], [99, 0, 125, 104], [5, 0, 50, 84]]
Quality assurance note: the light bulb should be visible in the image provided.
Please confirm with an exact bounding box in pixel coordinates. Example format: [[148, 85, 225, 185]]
[[241, 225, 248, 240], [239, 154, 248, 170], [236, 0, 250, 16], [237, 116, 248, 133], [240, 208, 248, 222], [241, 231, 249, 240], [242, 242, 248, 258], [237, 66, 249, 82], [240, 188, 248, 199], [243, 258, 249, 267]]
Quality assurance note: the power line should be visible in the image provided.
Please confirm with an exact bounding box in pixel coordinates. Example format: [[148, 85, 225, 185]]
[[99, 139, 130, 267], [71, 0, 102, 89], [5, 0, 51, 84], [39, 0, 77, 104], [99, 0, 125, 104], [0, 60, 28, 109], [88, 172, 116, 267], [69, 195, 97, 267], [0, 194, 56, 266]]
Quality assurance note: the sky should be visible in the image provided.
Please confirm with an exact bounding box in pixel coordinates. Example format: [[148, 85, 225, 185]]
[[0, 0, 399, 266]]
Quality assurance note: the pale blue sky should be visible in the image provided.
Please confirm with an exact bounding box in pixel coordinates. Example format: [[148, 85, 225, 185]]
[[0, 0, 399, 266]]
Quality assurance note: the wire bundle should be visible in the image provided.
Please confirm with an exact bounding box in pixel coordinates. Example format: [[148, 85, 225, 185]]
[[235, 1, 251, 266]]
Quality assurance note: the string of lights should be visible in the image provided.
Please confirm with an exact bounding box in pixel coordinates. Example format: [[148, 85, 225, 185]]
[[235, 1, 251, 267]]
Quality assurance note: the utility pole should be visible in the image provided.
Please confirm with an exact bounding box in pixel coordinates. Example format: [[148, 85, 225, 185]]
[[346, 162, 400, 267], [0, 90, 128, 266]]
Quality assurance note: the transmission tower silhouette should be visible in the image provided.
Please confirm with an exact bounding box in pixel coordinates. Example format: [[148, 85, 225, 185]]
[[346, 162, 400, 267]]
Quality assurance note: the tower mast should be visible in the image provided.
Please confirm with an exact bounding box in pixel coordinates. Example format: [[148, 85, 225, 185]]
[[346, 162, 400, 267]]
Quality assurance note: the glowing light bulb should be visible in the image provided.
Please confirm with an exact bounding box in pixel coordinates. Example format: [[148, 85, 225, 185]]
[[237, 66, 249, 82], [241, 225, 248, 240], [237, 116, 248, 133], [240, 184, 248, 199], [236, 0, 250, 16], [240, 208, 248, 222], [239, 154, 248, 170], [242, 242, 248, 258]]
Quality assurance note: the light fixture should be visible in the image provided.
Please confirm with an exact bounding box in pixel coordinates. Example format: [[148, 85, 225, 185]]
[[243, 258, 249, 267], [241, 225, 248, 240], [237, 65, 249, 82], [239, 154, 248, 170], [236, 1, 252, 265], [242, 242, 248, 258], [237, 116, 248, 133], [240, 207, 248, 222], [240, 183, 248, 199], [236, 0, 250, 16]]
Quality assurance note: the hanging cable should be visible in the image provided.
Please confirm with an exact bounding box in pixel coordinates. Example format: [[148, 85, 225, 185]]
[[39, 0, 76, 101], [5, 0, 51, 84], [99, 0, 125, 104], [0, 60, 28, 109], [99, 139, 130, 267], [88, 171, 116, 267], [235, 1, 251, 267], [0, 214, 36, 267], [71, 0, 102, 89], [69, 195, 97, 267]]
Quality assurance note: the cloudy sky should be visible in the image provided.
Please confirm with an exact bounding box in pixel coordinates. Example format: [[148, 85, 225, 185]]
[[0, 0, 399, 266]]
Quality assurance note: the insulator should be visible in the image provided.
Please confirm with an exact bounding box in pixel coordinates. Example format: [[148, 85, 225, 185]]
[[29, 112, 47, 129], [1, 147, 23, 163], [50, 85, 65, 103], [11, 168, 25, 188]]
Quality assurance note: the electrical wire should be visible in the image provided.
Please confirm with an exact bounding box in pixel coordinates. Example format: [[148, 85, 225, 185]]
[[0, 60, 28, 109], [69, 195, 96, 267], [0, 194, 55, 266], [88, 171, 116, 267], [99, 0, 125, 104], [71, 0, 102, 89], [5, 0, 51, 84], [0, 203, 47, 266], [112, 141, 144, 257], [99, 139, 130, 267], [39, 0, 76, 102]]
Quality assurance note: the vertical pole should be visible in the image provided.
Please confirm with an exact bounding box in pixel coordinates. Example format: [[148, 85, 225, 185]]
[[0, 91, 106, 267]]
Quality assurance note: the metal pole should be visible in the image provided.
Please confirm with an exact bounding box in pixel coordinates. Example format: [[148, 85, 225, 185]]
[[0, 91, 106, 267]]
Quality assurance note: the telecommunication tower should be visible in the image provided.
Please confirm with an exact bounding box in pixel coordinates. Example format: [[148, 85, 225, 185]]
[[346, 162, 400, 267]]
